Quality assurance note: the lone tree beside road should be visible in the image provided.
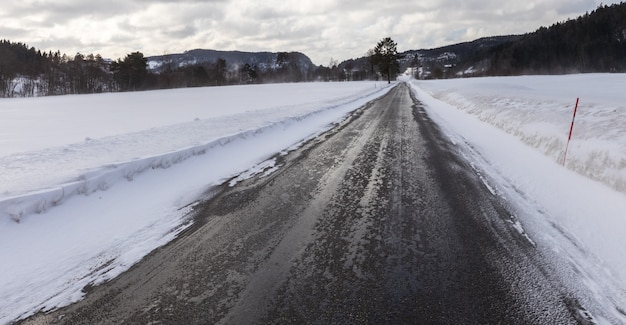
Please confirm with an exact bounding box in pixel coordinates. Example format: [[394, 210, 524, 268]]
[[373, 37, 401, 84]]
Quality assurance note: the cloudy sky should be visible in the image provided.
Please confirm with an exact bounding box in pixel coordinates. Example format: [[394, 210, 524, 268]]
[[0, 0, 618, 65]]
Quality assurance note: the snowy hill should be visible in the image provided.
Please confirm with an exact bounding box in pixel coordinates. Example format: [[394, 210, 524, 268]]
[[147, 49, 315, 73]]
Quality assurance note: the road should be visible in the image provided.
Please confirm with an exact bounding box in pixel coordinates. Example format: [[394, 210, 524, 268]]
[[22, 83, 586, 324]]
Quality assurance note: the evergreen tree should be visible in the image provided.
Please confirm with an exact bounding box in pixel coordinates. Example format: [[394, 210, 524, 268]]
[[373, 37, 401, 83], [111, 52, 148, 91]]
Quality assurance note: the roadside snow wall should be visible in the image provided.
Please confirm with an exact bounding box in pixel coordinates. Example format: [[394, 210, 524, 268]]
[[410, 75, 626, 195]]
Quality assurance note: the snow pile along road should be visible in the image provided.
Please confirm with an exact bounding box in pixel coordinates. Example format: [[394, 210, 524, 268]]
[[0, 82, 391, 222], [0, 82, 392, 324], [412, 74, 626, 194], [409, 75, 626, 324]]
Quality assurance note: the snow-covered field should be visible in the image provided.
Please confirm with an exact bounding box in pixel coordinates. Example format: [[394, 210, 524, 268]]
[[409, 75, 626, 324], [1, 75, 625, 324], [0, 82, 392, 323]]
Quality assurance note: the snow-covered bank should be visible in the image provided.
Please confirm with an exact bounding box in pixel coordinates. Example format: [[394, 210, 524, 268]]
[[412, 74, 626, 194], [0, 82, 390, 221], [0, 82, 392, 324], [409, 76, 626, 324]]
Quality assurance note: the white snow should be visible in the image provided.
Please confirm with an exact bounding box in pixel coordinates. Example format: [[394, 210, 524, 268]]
[[1, 75, 625, 324], [409, 75, 626, 324], [0, 81, 392, 323], [412, 74, 626, 194]]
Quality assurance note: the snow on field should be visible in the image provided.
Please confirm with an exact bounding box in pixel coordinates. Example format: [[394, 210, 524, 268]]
[[409, 75, 626, 324], [0, 82, 392, 324]]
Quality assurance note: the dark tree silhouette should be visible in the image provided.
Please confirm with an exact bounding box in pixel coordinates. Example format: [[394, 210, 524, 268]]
[[482, 3, 626, 75], [111, 52, 148, 91], [373, 37, 401, 83]]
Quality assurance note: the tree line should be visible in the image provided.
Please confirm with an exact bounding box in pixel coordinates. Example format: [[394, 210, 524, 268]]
[[0, 43, 312, 97], [0, 40, 402, 98], [0, 41, 115, 97]]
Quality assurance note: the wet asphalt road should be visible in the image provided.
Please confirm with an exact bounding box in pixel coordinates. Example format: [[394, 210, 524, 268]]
[[22, 83, 584, 324]]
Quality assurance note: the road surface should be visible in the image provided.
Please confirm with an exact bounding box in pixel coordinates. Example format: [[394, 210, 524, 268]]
[[22, 83, 588, 324]]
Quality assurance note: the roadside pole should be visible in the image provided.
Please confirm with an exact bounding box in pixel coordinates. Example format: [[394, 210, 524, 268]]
[[562, 97, 580, 166]]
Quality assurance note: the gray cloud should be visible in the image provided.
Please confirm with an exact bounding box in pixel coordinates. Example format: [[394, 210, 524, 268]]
[[1, 0, 619, 65]]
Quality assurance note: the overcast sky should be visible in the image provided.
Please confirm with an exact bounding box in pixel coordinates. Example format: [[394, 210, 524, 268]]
[[0, 0, 619, 65]]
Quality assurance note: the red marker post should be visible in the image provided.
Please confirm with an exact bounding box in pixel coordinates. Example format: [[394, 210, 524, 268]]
[[562, 97, 580, 166]]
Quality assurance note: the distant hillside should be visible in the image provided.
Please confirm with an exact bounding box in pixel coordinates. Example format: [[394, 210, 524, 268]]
[[337, 35, 521, 79], [408, 35, 524, 60], [144, 49, 320, 85], [411, 2, 626, 78], [400, 35, 523, 78], [482, 2, 626, 75], [147, 49, 315, 74]]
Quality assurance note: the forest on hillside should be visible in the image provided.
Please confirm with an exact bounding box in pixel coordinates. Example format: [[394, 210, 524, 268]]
[[454, 2, 626, 76]]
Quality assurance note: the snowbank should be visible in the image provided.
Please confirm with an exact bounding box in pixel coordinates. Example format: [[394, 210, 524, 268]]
[[0, 105, 371, 223], [409, 77, 626, 324], [0, 82, 390, 223], [411, 74, 626, 194]]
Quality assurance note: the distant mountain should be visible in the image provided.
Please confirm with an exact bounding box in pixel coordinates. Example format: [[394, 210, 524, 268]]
[[147, 49, 315, 74], [403, 35, 523, 63], [409, 2, 626, 77], [399, 35, 523, 77]]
